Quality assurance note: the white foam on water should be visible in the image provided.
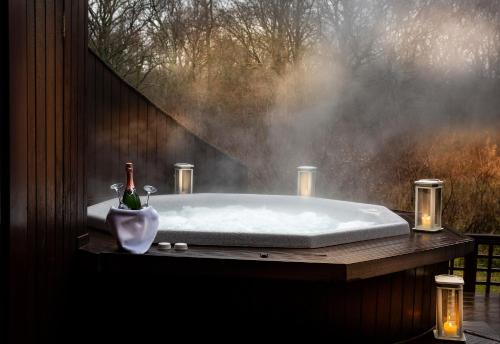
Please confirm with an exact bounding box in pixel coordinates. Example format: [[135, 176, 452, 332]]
[[158, 205, 375, 234]]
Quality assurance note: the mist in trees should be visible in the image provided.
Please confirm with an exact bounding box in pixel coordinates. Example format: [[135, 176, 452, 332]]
[[89, 0, 499, 233]]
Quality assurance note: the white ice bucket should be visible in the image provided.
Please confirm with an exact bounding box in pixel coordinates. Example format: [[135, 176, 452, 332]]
[[106, 206, 159, 254]]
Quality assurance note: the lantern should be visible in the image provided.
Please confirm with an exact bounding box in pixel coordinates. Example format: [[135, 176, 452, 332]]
[[414, 179, 443, 232], [434, 275, 465, 341], [297, 166, 317, 197], [174, 163, 194, 194]]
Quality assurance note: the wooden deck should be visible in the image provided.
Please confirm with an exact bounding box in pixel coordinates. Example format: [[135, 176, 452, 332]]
[[409, 293, 499, 343], [464, 294, 500, 335]]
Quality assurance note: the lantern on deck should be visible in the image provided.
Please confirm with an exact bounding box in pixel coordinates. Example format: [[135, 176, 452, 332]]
[[297, 166, 317, 197], [434, 275, 465, 342], [414, 179, 443, 232], [174, 163, 194, 194]]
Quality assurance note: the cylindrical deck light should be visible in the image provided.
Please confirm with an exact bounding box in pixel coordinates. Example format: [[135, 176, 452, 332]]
[[414, 179, 443, 232], [297, 166, 317, 197], [174, 163, 194, 194], [434, 275, 465, 341]]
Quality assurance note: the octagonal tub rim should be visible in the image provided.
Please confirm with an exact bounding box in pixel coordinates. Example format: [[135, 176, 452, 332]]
[[87, 193, 410, 248]]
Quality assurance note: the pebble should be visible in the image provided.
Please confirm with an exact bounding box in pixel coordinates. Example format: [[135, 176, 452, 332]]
[[158, 242, 171, 250], [174, 243, 188, 251]]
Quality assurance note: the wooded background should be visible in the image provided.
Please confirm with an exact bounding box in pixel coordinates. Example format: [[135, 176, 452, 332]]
[[88, 0, 499, 233]]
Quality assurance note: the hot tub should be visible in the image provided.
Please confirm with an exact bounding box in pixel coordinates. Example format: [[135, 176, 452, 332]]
[[87, 193, 409, 248]]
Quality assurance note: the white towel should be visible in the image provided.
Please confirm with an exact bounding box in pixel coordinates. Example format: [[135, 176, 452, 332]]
[[106, 206, 159, 254]]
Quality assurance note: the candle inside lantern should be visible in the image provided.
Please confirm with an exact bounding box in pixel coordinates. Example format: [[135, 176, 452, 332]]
[[443, 288, 458, 337], [297, 166, 317, 197], [443, 318, 458, 336], [421, 214, 432, 228]]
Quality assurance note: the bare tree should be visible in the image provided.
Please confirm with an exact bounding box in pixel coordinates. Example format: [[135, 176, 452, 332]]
[[89, 0, 158, 88]]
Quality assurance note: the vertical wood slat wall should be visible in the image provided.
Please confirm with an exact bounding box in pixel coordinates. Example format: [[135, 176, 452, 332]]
[[83, 260, 447, 342], [1, 0, 10, 338], [334, 262, 446, 341], [86, 50, 248, 205], [6, 0, 87, 342]]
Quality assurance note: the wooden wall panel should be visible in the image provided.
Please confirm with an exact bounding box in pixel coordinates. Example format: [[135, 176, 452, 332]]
[[86, 50, 248, 204], [375, 272, 392, 341], [118, 81, 129, 169], [325, 264, 447, 342], [79, 260, 447, 342], [6, 0, 87, 342], [389, 271, 404, 338], [0, 0, 10, 338], [5, 0, 30, 341]]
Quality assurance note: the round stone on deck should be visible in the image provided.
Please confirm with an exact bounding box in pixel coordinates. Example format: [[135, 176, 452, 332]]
[[174, 243, 188, 251], [158, 242, 171, 250]]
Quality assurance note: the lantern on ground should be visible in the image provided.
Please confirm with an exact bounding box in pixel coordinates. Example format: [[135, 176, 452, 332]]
[[297, 166, 317, 197], [434, 275, 465, 341], [414, 179, 443, 232], [174, 163, 194, 194]]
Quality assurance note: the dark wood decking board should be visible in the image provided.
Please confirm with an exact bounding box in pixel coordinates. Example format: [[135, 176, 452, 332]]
[[80, 211, 473, 281], [464, 294, 500, 335], [409, 294, 500, 343]]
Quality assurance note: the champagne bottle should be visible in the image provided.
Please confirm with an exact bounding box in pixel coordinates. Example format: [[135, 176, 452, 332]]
[[122, 162, 142, 210]]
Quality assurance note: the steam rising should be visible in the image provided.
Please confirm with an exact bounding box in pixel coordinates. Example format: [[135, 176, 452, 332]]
[[89, 0, 500, 232], [256, 1, 500, 204]]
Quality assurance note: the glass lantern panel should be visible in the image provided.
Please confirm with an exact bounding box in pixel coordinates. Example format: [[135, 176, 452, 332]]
[[437, 287, 462, 338], [434, 187, 442, 228], [175, 169, 193, 194], [298, 171, 315, 196], [180, 169, 192, 194], [417, 188, 431, 228]]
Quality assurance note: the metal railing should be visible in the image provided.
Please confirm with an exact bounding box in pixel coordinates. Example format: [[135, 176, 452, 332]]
[[449, 233, 500, 295]]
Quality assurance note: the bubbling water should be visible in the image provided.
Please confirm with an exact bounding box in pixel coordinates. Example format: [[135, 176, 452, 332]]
[[158, 205, 375, 234]]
